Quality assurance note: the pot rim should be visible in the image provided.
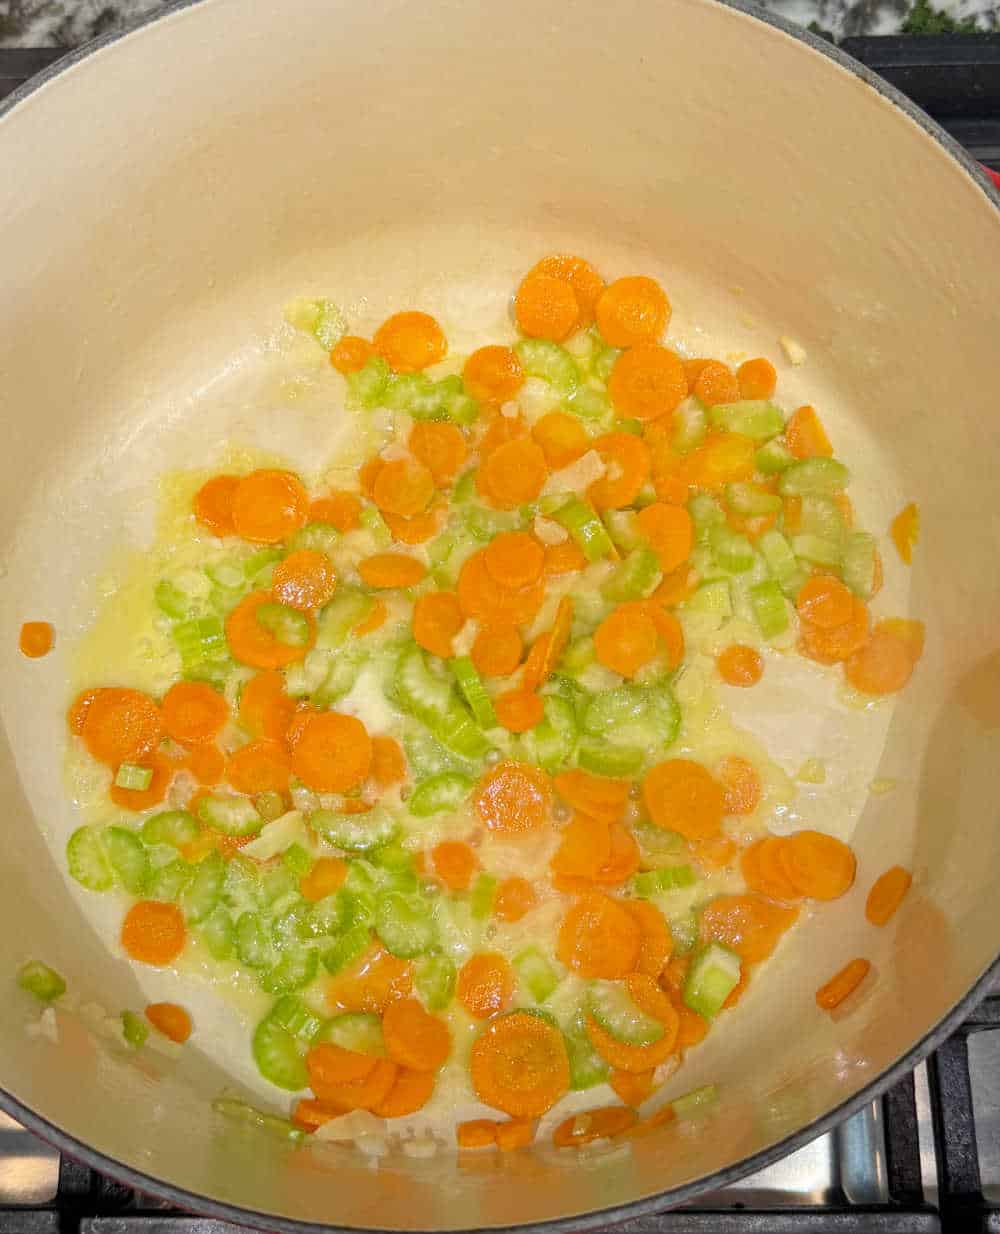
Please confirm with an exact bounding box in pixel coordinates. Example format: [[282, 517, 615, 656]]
[[1, 0, 998, 1225]]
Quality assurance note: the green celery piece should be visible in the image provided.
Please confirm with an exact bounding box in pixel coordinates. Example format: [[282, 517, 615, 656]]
[[470, 873, 497, 920], [708, 400, 784, 440], [17, 961, 66, 1002], [673, 401, 707, 453], [779, 458, 850, 495], [121, 1010, 148, 1049], [346, 355, 391, 408], [709, 526, 755, 573], [408, 771, 474, 818], [601, 545, 662, 601], [685, 579, 733, 622], [416, 955, 457, 1011], [756, 439, 795, 474], [749, 580, 790, 638], [514, 339, 579, 394], [683, 943, 741, 1018]]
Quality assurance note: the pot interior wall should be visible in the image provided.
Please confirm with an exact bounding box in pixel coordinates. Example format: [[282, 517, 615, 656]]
[[1, 0, 998, 1226]]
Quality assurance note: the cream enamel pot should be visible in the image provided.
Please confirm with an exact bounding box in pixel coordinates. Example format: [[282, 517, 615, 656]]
[[1, 0, 999, 1227]]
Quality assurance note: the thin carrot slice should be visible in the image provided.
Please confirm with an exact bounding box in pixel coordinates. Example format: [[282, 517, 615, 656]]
[[330, 335, 375, 374], [890, 502, 919, 565], [584, 974, 679, 1072], [514, 274, 580, 343], [796, 575, 854, 629], [145, 1002, 193, 1043], [382, 506, 441, 546], [374, 311, 447, 373], [359, 457, 385, 498], [595, 276, 670, 348], [557, 892, 642, 979], [643, 759, 724, 840], [716, 644, 764, 687], [866, 866, 912, 926], [193, 474, 240, 537], [19, 621, 54, 658], [626, 899, 673, 980], [653, 563, 698, 607], [816, 958, 871, 1011], [494, 689, 544, 733], [300, 856, 348, 903], [532, 411, 589, 468], [470, 1011, 570, 1118], [79, 687, 163, 766], [481, 437, 549, 509], [610, 1069, 656, 1108], [291, 1098, 337, 1132], [740, 837, 802, 902], [845, 618, 924, 695], [308, 1044, 397, 1110], [309, 491, 362, 533], [458, 953, 515, 1020], [607, 343, 687, 422], [370, 1065, 436, 1118], [478, 409, 529, 459], [272, 549, 337, 611], [238, 669, 296, 741], [682, 432, 756, 489], [799, 596, 870, 665], [382, 997, 452, 1071], [682, 358, 710, 393], [353, 599, 388, 636], [109, 751, 173, 811], [463, 345, 525, 405], [493, 877, 537, 923], [637, 503, 693, 573], [68, 688, 101, 735], [372, 457, 435, 518], [408, 422, 468, 485], [226, 738, 291, 795], [121, 901, 186, 966], [457, 1120, 498, 1149], [471, 624, 523, 678], [553, 768, 631, 826], [358, 553, 427, 589], [691, 834, 737, 872], [527, 255, 605, 325], [326, 945, 414, 1014], [693, 361, 740, 407], [647, 604, 685, 669], [660, 954, 690, 994], [458, 550, 545, 626], [495, 1119, 535, 1151], [370, 735, 407, 788], [785, 406, 833, 459], [588, 433, 651, 510], [432, 841, 478, 891], [551, 813, 613, 880], [290, 710, 372, 793], [594, 602, 659, 678], [413, 591, 464, 659], [226, 590, 315, 668], [716, 755, 762, 817], [553, 1106, 638, 1148], [699, 893, 798, 962], [593, 822, 641, 885], [737, 357, 777, 401], [161, 681, 228, 745], [777, 830, 856, 901], [230, 470, 309, 545], [544, 540, 589, 576], [484, 532, 545, 590], [184, 742, 225, 786], [474, 761, 552, 835]]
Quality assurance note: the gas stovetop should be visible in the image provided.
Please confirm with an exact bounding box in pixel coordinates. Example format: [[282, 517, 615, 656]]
[[2, 32, 999, 1234]]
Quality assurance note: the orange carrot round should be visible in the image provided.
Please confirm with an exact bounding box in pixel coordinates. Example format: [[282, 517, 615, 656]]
[[626, 899, 673, 979], [161, 681, 228, 745], [647, 604, 685, 669], [816, 958, 871, 1011], [409, 421, 468, 485], [785, 406, 833, 459], [458, 953, 515, 1019], [226, 590, 315, 668], [326, 946, 414, 1015], [109, 751, 173, 811], [432, 840, 477, 891], [79, 687, 163, 766], [532, 411, 589, 468], [226, 738, 292, 795], [121, 901, 186, 966], [300, 856, 348, 903], [19, 621, 54, 658], [865, 865, 912, 926], [463, 345, 525, 405], [413, 591, 464, 659], [545, 540, 589, 576], [382, 506, 442, 546], [716, 755, 762, 816], [145, 1002, 192, 1043], [610, 1068, 655, 1108], [594, 602, 659, 678], [551, 813, 613, 881], [557, 892, 642, 979], [383, 997, 452, 1071], [643, 759, 724, 840], [737, 357, 777, 401], [637, 503, 693, 573], [238, 669, 296, 741], [358, 553, 427, 589], [595, 276, 670, 347], [481, 437, 549, 509], [682, 432, 756, 489], [374, 311, 447, 373], [184, 742, 225, 786], [290, 710, 372, 793], [474, 761, 552, 835], [799, 596, 870, 665], [527, 255, 605, 325], [370, 734, 407, 788], [717, 644, 764, 687], [471, 624, 523, 677], [457, 1119, 498, 1149], [844, 619, 923, 695], [796, 575, 854, 629], [699, 893, 798, 962], [588, 432, 651, 510], [193, 475, 240, 537], [330, 335, 375, 374], [272, 549, 337, 611], [514, 274, 580, 342], [553, 769, 630, 826], [495, 689, 544, 733], [353, 599, 389, 636], [607, 343, 687, 422], [484, 532, 545, 590], [493, 877, 537, 922], [693, 361, 740, 407], [553, 1106, 637, 1147], [372, 457, 435, 518], [309, 491, 362, 533], [371, 1065, 437, 1118], [779, 830, 856, 900], [230, 470, 309, 545], [458, 550, 545, 626], [470, 1011, 570, 1118], [740, 837, 801, 902]]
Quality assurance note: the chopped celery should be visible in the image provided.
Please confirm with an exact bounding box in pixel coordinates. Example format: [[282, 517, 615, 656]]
[[198, 905, 235, 960], [313, 646, 368, 707], [709, 526, 755, 573], [252, 1010, 309, 1090], [256, 791, 288, 824], [196, 794, 262, 837], [322, 924, 372, 975], [317, 588, 373, 650], [562, 637, 595, 673], [470, 873, 497, 920], [451, 656, 497, 728], [792, 533, 842, 568], [549, 497, 614, 561], [601, 545, 662, 601], [205, 559, 245, 590], [375, 892, 437, 958], [756, 439, 795, 474], [396, 643, 453, 723], [514, 339, 579, 394], [724, 483, 782, 517], [113, 764, 152, 792], [669, 912, 698, 954], [255, 602, 312, 648], [757, 529, 799, 586], [633, 865, 696, 897], [66, 826, 114, 892], [282, 843, 313, 880], [842, 531, 880, 599], [142, 810, 198, 849], [320, 1011, 385, 1055], [708, 400, 784, 440], [520, 694, 577, 772], [634, 821, 686, 862], [289, 523, 339, 559], [285, 297, 345, 349], [673, 401, 707, 453], [104, 827, 150, 895], [310, 807, 398, 853], [416, 955, 457, 1011], [121, 1010, 148, 1049], [148, 859, 194, 902], [779, 458, 850, 495], [182, 852, 225, 923], [566, 386, 610, 420], [672, 1083, 719, 1119], [617, 418, 644, 436], [683, 943, 741, 1018], [452, 469, 478, 503], [155, 580, 195, 620], [688, 493, 726, 542], [17, 961, 66, 1002], [212, 1097, 305, 1142], [236, 912, 273, 969], [435, 700, 490, 760], [593, 346, 622, 383], [799, 495, 846, 543], [384, 372, 441, 416], [603, 509, 642, 552], [577, 741, 643, 777], [514, 947, 559, 1002], [582, 683, 680, 751], [304, 893, 347, 939], [463, 503, 519, 542], [565, 1011, 609, 1090], [261, 948, 318, 996], [749, 580, 790, 638], [173, 615, 226, 671], [587, 981, 664, 1045], [408, 771, 474, 818], [685, 579, 733, 621], [270, 994, 325, 1043], [346, 355, 391, 409]]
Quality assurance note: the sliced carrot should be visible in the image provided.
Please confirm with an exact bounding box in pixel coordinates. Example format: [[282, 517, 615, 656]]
[[585, 974, 679, 1072], [716, 754, 762, 817], [374, 311, 447, 373], [675, 1003, 710, 1051], [226, 738, 291, 795], [553, 1106, 637, 1148], [470, 1011, 570, 1118], [514, 274, 580, 342], [309, 491, 362, 533], [308, 1045, 398, 1111], [699, 893, 798, 962], [457, 1119, 498, 1148], [595, 276, 670, 348], [484, 532, 545, 590], [553, 768, 630, 826], [647, 604, 685, 669], [292, 1098, 336, 1132], [407, 422, 468, 486], [557, 892, 642, 979], [494, 689, 543, 733], [193, 474, 240, 537], [816, 958, 871, 1011], [652, 563, 698, 607], [289, 711, 371, 793], [382, 506, 440, 545], [845, 618, 924, 695], [544, 540, 589, 575], [432, 840, 478, 891], [412, 591, 463, 659], [145, 1002, 192, 1043], [551, 813, 613, 880], [626, 1104, 678, 1139], [785, 406, 833, 459], [226, 590, 315, 669], [474, 761, 551, 835], [660, 954, 690, 994], [691, 834, 737, 871], [458, 550, 544, 626], [593, 822, 641, 885], [121, 901, 186, 966], [358, 552, 427, 589], [463, 345, 525, 405], [78, 687, 162, 766], [722, 966, 750, 1009], [594, 602, 659, 678], [353, 598, 388, 636], [359, 456, 385, 498], [372, 457, 435, 518], [109, 751, 173, 811], [626, 899, 673, 979], [610, 1069, 655, 1108], [833, 493, 855, 528], [481, 437, 549, 509], [184, 742, 225, 786], [796, 575, 854, 629], [532, 411, 589, 468], [717, 644, 764, 686], [740, 837, 802, 902], [682, 358, 710, 393], [527, 255, 605, 325], [493, 877, 537, 923], [370, 1065, 436, 1118], [693, 361, 740, 407], [161, 681, 228, 745], [737, 357, 777, 401], [19, 621, 54, 658], [799, 595, 870, 665], [300, 856, 348, 903], [782, 494, 803, 534], [522, 596, 574, 691], [779, 830, 856, 900], [866, 865, 912, 926], [478, 409, 529, 459], [607, 343, 687, 422], [238, 669, 296, 741], [682, 432, 756, 489], [272, 549, 337, 611], [230, 470, 309, 545], [382, 997, 452, 1071], [471, 624, 523, 678], [643, 759, 724, 840], [890, 502, 919, 565], [637, 503, 693, 573], [326, 945, 414, 1014], [588, 432, 651, 510], [370, 734, 407, 788], [67, 688, 101, 735], [457, 953, 515, 1020], [329, 335, 375, 374], [494, 1120, 534, 1151]]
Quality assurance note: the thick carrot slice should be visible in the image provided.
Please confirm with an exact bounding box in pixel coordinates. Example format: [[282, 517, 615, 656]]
[[326, 945, 414, 1014], [532, 411, 589, 468], [238, 669, 296, 741], [779, 830, 856, 900], [551, 813, 613, 880], [193, 474, 240, 537], [408, 422, 468, 485], [231, 470, 309, 544], [382, 997, 451, 1071], [626, 899, 673, 979], [844, 618, 924, 695], [785, 406, 833, 459], [358, 553, 427, 589], [653, 563, 698, 607], [691, 834, 737, 872], [470, 1011, 570, 1118], [474, 761, 552, 834], [593, 823, 641, 885], [308, 1046, 398, 1111], [594, 602, 659, 678], [463, 345, 525, 405], [290, 711, 372, 793], [383, 506, 442, 546], [145, 1002, 193, 1043], [371, 1065, 436, 1118], [79, 687, 163, 766], [413, 591, 464, 659], [226, 590, 315, 668], [682, 432, 756, 489], [866, 866, 912, 926], [432, 841, 477, 891], [495, 1120, 534, 1151], [478, 409, 529, 459], [890, 502, 919, 565], [585, 974, 679, 1072], [493, 877, 537, 923], [121, 901, 186, 966], [610, 1069, 656, 1108], [372, 458, 435, 518], [647, 604, 685, 669], [737, 357, 777, 401], [527, 255, 605, 325], [226, 738, 291, 795], [300, 856, 348, 903], [19, 621, 54, 658], [588, 432, 651, 510], [816, 958, 871, 1011], [471, 624, 523, 677], [458, 953, 515, 1019], [161, 681, 228, 745], [458, 550, 545, 626], [309, 491, 362, 533], [481, 437, 549, 509], [353, 599, 388, 636], [693, 361, 740, 407], [330, 335, 375, 374], [184, 742, 225, 786], [637, 503, 693, 573], [796, 575, 854, 629], [699, 893, 798, 962], [595, 276, 670, 347], [514, 274, 580, 342], [799, 596, 870, 665], [554, 768, 630, 826], [374, 311, 447, 373], [484, 532, 545, 589], [607, 343, 687, 422], [109, 751, 173, 811], [291, 1099, 337, 1132], [369, 734, 406, 789], [717, 754, 761, 816], [457, 1120, 497, 1148], [643, 759, 724, 840], [740, 837, 801, 902], [545, 540, 588, 576], [553, 1106, 638, 1148], [494, 689, 544, 733], [359, 457, 385, 498], [272, 549, 337, 610], [557, 892, 642, 979], [716, 644, 764, 687]]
